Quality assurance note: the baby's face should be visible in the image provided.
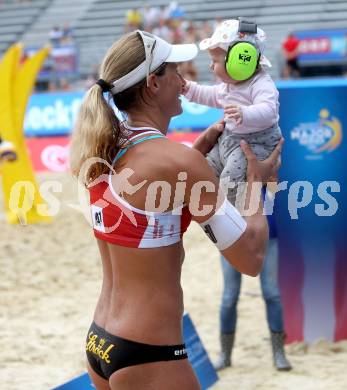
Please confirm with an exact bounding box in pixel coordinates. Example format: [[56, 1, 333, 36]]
[[208, 48, 238, 84]]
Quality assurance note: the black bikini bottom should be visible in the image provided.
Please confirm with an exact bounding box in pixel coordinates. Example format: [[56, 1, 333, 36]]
[[86, 321, 188, 380]]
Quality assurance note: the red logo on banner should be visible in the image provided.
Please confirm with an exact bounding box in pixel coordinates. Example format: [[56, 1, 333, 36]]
[[41, 144, 69, 172], [299, 38, 330, 54]]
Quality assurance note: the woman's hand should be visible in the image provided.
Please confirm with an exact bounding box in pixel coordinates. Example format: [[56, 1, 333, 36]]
[[193, 119, 225, 155], [240, 138, 284, 183], [205, 119, 225, 145]]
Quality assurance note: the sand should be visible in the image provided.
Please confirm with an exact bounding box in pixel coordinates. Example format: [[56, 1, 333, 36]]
[[1, 172, 347, 390]]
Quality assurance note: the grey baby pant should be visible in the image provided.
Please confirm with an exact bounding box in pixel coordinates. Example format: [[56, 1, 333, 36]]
[[206, 125, 282, 204]]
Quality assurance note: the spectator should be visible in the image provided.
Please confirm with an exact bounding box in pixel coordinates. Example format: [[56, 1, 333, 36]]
[[61, 23, 74, 45], [212, 17, 223, 30], [49, 26, 63, 46], [200, 20, 213, 40], [125, 8, 143, 32], [179, 60, 198, 81], [142, 3, 160, 32], [167, 1, 185, 20], [152, 18, 171, 42], [185, 21, 198, 43], [158, 4, 169, 23], [282, 33, 301, 78], [169, 19, 184, 43], [59, 78, 71, 91]]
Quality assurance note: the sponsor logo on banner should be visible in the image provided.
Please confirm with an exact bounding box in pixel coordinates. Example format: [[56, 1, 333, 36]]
[[41, 144, 70, 172], [24, 91, 222, 135], [24, 92, 83, 136], [290, 109, 342, 159]]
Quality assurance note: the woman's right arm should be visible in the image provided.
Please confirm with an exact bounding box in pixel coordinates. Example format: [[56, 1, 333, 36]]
[[183, 139, 283, 276]]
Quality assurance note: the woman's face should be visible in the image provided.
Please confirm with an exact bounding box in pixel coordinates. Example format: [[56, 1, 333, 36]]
[[156, 63, 185, 118], [208, 48, 236, 84]]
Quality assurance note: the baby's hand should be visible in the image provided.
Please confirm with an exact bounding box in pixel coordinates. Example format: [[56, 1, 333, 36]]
[[181, 78, 190, 95], [224, 104, 243, 125]]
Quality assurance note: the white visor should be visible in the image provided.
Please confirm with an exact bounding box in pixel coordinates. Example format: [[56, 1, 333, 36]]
[[110, 31, 198, 95]]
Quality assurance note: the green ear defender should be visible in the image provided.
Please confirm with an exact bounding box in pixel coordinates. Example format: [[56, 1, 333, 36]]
[[225, 41, 259, 81]]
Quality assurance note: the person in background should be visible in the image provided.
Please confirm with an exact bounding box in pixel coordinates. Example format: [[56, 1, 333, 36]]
[[142, 3, 160, 32], [199, 20, 212, 40], [281, 33, 301, 78], [49, 26, 63, 46], [152, 18, 171, 42], [179, 60, 198, 81], [61, 22, 74, 45], [125, 8, 143, 32], [214, 185, 292, 372], [185, 21, 198, 43]]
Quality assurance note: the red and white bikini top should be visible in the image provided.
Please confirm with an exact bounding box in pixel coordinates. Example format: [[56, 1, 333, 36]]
[[89, 125, 192, 248]]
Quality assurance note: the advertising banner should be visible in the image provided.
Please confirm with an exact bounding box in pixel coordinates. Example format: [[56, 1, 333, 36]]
[[276, 79, 347, 343], [24, 91, 83, 137], [295, 28, 347, 65], [24, 93, 222, 137]]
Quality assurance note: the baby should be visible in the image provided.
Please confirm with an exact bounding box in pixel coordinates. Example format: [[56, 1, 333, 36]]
[[184, 19, 281, 204]]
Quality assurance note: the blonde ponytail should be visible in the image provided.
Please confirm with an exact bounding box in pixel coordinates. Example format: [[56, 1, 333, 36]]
[[70, 32, 146, 184], [70, 84, 118, 183]]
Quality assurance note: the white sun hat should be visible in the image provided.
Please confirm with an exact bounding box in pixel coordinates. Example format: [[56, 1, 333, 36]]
[[111, 31, 198, 94], [199, 19, 271, 67]]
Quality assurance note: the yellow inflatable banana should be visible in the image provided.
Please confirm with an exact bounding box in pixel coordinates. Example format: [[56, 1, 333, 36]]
[[0, 43, 52, 224]]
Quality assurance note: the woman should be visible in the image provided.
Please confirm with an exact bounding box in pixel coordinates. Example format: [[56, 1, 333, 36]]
[[70, 30, 283, 390]]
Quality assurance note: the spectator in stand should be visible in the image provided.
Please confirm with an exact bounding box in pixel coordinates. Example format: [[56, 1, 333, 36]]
[[59, 78, 71, 91], [158, 4, 169, 22], [152, 18, 171, 42], [281, 33, 301, 78], [61, 23, 74, 45], [49, 26, 63, 46], [167, 1, 185, 20], [200, 20, 213, 40], [179, 60, 198, 81], [212, 17, 223, 30], [142, 3, 160, 32], [125, 8, 143, 32], [185, 21, 198, 43], [169, 19, 184, 44]]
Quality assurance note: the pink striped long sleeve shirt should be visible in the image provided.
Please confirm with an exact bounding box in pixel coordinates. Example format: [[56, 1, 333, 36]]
[[184, 69, 279, 134]]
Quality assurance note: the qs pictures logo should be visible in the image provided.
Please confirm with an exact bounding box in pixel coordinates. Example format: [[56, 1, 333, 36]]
[[291, 109, 342, 158]]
